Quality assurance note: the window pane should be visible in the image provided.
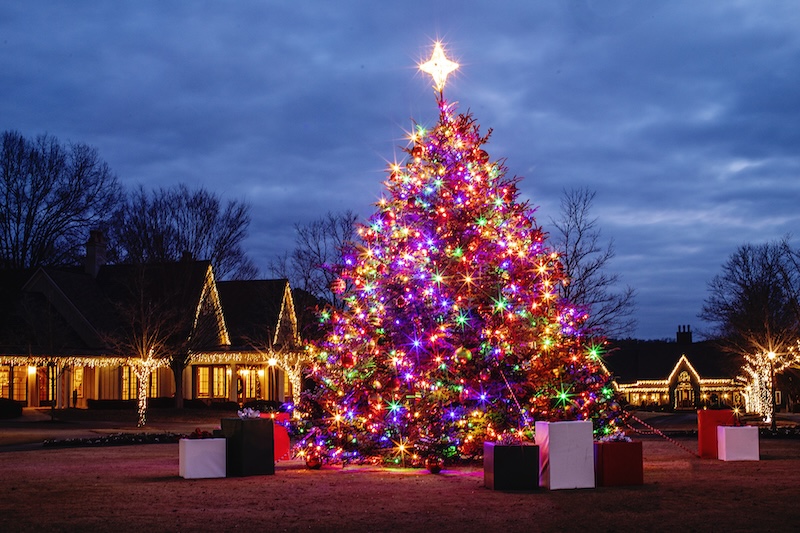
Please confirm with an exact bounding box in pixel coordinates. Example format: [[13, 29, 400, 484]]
[[0, 366, 8, 399], [12, 367, 27, 402], [121, 366, 135, 401], [213, 367, 227, 398], [197, 367, 210, 398], [73, 367, 84, 399], [149, 371, 158, 398]]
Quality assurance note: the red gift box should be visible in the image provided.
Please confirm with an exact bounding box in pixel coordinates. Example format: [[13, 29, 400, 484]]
[[260, 412, 291, 461], [594, 441, 643, 486], [697, 409, 734, 459]]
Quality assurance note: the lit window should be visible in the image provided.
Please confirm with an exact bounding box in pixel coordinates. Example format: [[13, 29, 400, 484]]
[[120, 366, 137, 401], [12, 366, 27, 402], [197, 367, 210, 398], [149, 371, 158, 398], [0, 366, 8, 398], [73, 367, 84, 399]]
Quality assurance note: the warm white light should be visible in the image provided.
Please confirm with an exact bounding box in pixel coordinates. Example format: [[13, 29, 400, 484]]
[[768, 351, 776, 360], [28, 366, 36, 376], [268, 357, 278, 367], [419, 42, 459, 92]]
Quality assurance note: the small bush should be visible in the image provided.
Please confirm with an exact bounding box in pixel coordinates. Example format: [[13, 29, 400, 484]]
[[183, 399, 209, 409], [87, 399, 136, 410], [243, 399, 283, 412], [209, 401, 239, 411], [147, 397, 176, 409], [0, 398, 23, 419]]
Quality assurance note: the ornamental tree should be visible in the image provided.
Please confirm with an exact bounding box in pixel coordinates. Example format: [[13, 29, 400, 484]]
[[297, 44, 620, 465]]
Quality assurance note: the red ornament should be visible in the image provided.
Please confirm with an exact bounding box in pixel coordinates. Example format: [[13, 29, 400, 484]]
[[305, 454, 322, 470], [341, 353, 355, 368], [331, 278, 346, 294], [425, 456, 443, 474], [412, 145, 424, 159]]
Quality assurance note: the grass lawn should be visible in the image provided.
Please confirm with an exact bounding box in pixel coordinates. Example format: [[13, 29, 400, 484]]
[[2, 409, 800, 532]]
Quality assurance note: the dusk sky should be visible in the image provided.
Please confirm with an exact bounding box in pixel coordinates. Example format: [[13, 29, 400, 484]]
[[1, 2, 798, 340]]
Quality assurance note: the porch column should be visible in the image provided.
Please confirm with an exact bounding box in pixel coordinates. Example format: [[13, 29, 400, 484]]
[[228, 364, 238, 403]]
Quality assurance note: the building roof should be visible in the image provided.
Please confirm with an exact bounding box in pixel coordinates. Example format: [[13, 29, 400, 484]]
[[216, 279, 289, 348], [605, 337, 741, 384], [0, 260, 223, 357]]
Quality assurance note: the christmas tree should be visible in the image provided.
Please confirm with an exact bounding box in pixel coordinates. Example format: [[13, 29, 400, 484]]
[[297, 43, 620, 467]]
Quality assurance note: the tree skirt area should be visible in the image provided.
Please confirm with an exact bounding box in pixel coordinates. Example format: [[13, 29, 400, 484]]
[[2, 438, 800, 532]]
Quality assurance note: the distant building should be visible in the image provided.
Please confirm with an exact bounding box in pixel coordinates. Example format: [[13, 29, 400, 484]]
[[605, 325, 749, 412], [0, 232, 309, 409]]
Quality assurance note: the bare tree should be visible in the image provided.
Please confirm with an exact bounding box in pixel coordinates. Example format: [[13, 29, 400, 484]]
[[0, 130, 122, 269], [270, 210, 358, 309], [550, 188, 636, 338], [700, 238, 800, 425], [102, 262, 227, 420], [110, 184, 258, 280], [700, 239, 800, 355]]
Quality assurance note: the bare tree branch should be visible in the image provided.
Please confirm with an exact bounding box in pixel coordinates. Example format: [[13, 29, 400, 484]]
[[550, 187, 636, 338], [109, 184, 257, 280], [269, 210, 358, 309], [0, 131, 121, 269]]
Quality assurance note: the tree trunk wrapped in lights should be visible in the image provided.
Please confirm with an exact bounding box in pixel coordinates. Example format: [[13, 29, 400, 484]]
[[294, 43, 621, 466]]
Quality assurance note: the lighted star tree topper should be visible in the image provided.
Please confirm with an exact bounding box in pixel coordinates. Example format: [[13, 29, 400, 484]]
[[296, 42, 621, 467]]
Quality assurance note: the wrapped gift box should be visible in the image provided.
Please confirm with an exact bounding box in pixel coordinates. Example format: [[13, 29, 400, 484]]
[[179, 438, 226, 479], [221, 418, 275, 476], [717, 426, 759, 461], [535, 420, 595, 490], [697, 409, 734, 459], [594, 441, 643, 486], [483, 442, 539, 491], [260, 412, 291, 461]]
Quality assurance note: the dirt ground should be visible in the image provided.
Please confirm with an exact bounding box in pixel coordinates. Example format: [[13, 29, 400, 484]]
[[2, 410, 800, 532]]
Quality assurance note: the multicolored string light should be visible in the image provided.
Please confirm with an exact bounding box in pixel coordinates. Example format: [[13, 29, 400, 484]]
[[295, 43, 620, 466]]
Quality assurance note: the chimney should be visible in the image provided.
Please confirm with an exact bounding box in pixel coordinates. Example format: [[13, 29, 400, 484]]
[[85, 230, 107, 277], [676, 324, 693, 345]]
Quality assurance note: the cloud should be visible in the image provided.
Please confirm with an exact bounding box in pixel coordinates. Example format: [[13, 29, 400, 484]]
[[0, 1, 797, 339]]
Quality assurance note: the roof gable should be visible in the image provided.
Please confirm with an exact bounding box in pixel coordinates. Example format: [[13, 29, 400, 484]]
[[606, 338, 740, 383], [21, 267, 106, 349], [216, 279, 297, 348]]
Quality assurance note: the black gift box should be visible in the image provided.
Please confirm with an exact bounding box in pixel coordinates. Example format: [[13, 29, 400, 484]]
[[484, 442, 539, 490], [220, 418, 275, 476]]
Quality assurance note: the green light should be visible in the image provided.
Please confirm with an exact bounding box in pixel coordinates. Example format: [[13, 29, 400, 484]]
[[554, 382, 574, 408], [492, 295, 509, 314], [476, 216, 487, 226]]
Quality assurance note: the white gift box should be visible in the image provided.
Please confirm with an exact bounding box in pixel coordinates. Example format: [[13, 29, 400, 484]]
[[179, 438, 227, 479], [717, 426, 759, 461], [535, 420, 595, 490]]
